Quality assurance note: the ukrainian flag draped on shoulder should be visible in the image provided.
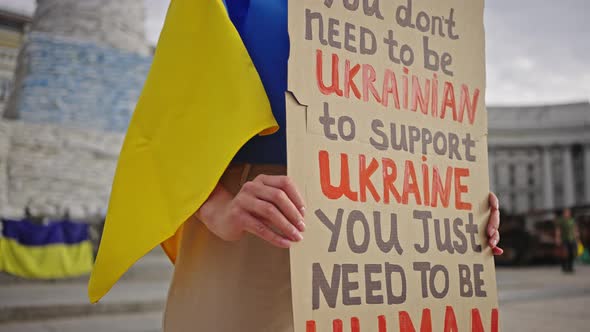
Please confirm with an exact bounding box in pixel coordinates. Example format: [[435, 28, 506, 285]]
[[88, 0, 277, 303]]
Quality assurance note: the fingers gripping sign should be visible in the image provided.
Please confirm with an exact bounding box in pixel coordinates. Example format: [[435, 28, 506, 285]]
[[197, 174, 306, 249], [486, 192, 503, 256]]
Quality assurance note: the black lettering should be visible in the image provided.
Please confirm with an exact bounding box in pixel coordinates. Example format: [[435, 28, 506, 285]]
[[347, 210, 371, 254], [319, 102, 338, 141], [474, 264, 487, 297], [315, 208, 344, 252], [360, 26, 377, 55], [463, 133, 476, 162], [434, 217, 455, 254], [391, 123, 408, 152], [413, 261, 430, 298], [328, 18, 342, 49], [338, 116, 356, 141], [408, 126, 421, 154], [370, 119, 389, 151], [385, 263, 407, 304], [396, 0, 415, 29], [305, 9, 328, 45], [448, 133, 462, 160], [430, 265, 449, 299], [458, 264, 473, 297], [453, 217, 468, 254], [374, 212, 403, 255], [413, 210, 432, 253], [344, 22, 357, 53], [466, 213, 482, 253], [342, 264, 361, 305], [312, 263, 340, 310], [365, 264, 384, 304]]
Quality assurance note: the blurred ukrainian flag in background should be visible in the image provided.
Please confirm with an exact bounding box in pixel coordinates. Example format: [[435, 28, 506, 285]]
[[0, 219, 93, 279]]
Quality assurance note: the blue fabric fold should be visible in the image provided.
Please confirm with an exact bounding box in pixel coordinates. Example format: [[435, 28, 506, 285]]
[[225, 0, 289, 165]]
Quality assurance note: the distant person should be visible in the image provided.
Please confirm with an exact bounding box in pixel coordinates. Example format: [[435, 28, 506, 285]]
[[556, 208, 579, 273]]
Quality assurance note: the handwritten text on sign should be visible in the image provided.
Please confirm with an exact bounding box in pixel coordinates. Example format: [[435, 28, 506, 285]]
[[287, 0, 499, 331]]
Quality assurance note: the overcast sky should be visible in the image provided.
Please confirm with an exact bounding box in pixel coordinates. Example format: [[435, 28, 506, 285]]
[[1, 0, 588, 106]]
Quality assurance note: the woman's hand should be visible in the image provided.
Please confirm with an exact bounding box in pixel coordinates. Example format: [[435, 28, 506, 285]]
[[196, 174, 306, 248], [487, 192, 504, 255]]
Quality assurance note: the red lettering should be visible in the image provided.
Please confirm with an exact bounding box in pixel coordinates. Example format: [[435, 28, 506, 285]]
[[454, 168, 472, 210], [402, 67, 409, 109], [411, 75, 431, 115], [316, 49, 343, 96], [399, 311, 413, 332], [362, 64, 382, 104], [431, 73, 439, 117], [359, 155, 380, 202], [344, 60, 361, 99], [402, 160, 422, 205], [399, 309, 432, 332], [304, 308, 498, 332], [421, 156, 430, 206], [459, 85, 480, 125], [381, 69, 401, 109], [491, 308, 499, 332], [471, 308, 499, 332], [432, 166, 452, 208], [382, 158, 402, 204], [440, 82, 456, 121], [313, 52, 480, 125], [319, 150, 358, 201], [351, 317, 361, 332], [378, 315, 387, 332], [443, 306, 458, 332]]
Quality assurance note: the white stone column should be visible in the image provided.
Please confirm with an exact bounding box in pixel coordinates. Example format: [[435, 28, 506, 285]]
[[33, 0, 149, 55], [562, 145, 575, 207], [0, 121, 11, 216], [542, 147, 554, 210], [584, 145, 590, 204]]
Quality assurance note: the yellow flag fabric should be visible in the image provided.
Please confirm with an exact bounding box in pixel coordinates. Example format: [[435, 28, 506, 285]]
[[88, 0, 277, 303]]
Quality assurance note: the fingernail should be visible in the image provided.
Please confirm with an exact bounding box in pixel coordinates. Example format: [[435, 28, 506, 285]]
[[293, 231, 303, 242], [492, 239, 498, 247], [299, 206, 306, 216], [493, 247, 504, 255], [298, 220, 306, 232], [281, 239, 292, 248]]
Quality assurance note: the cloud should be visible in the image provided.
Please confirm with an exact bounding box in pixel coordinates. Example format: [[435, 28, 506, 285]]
[[0, 0, 34, 15], [0, 0, 588, 105], [484, 0, 590, 105]]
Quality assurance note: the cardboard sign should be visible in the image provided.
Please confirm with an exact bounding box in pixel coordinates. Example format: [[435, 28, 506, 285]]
[[286, 1, 499, 331]]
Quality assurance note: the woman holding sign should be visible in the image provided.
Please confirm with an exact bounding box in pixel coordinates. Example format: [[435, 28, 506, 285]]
[[88, 0, 503, 331]]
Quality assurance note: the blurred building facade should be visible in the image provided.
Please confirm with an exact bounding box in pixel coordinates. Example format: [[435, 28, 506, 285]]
[[488, 102, 590, 215]]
